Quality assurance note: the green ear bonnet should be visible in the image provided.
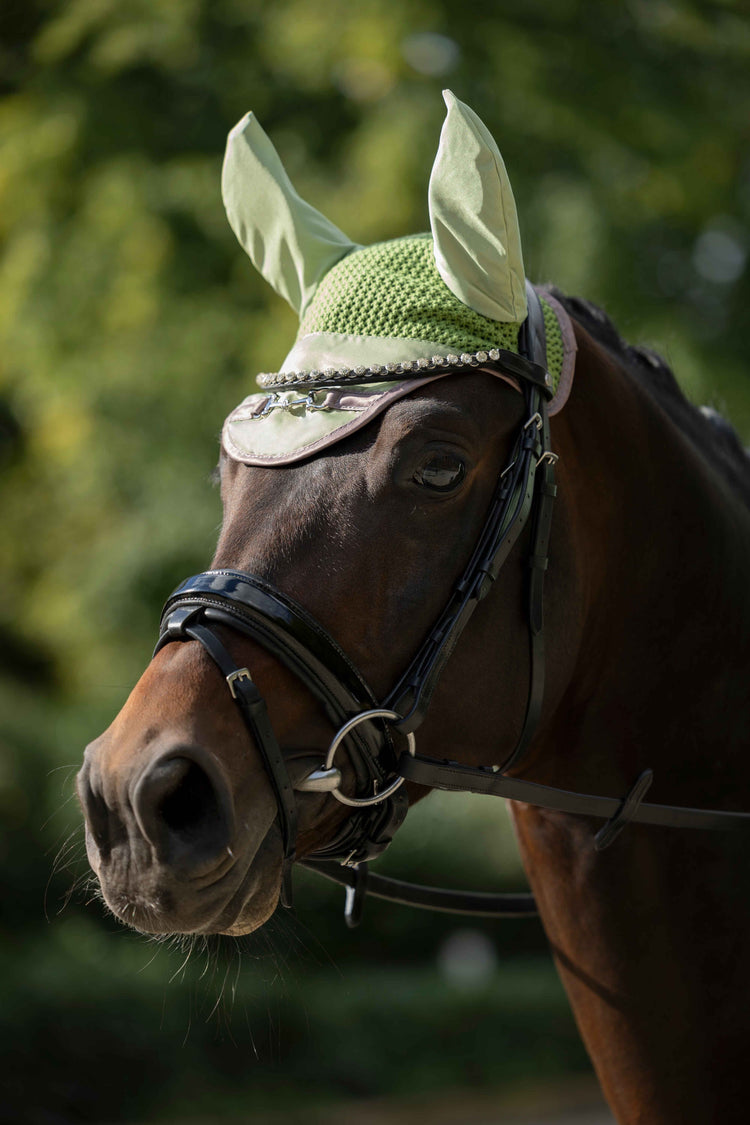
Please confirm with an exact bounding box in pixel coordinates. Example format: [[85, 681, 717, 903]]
[[221, 91, 575, 466]]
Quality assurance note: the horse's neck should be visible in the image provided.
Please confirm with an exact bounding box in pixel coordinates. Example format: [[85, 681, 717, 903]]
[[513, 328, 750, 1124], [554, 330, 750, 796]]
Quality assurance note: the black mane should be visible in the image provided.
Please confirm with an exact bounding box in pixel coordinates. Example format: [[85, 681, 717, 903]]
[[554, 291, 750, 510]]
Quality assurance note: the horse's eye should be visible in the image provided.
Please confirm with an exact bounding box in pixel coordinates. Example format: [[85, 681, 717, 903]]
[[413, 451, 466, 492]]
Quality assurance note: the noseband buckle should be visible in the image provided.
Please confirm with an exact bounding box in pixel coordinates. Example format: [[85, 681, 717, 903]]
[[226, 667, 254, 699]]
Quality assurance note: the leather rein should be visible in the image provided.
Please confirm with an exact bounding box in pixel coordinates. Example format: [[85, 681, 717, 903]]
[[155, 287, 750, 927]]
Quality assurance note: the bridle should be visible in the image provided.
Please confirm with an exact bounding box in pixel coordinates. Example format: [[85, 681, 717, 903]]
[[155, 285, 750, 927]]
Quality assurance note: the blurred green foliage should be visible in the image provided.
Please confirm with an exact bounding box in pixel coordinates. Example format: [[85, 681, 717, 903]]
[[1, 0, 749, 1122]]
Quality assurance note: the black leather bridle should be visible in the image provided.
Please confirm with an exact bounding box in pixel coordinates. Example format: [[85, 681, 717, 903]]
[[155, 286, 750, 927]]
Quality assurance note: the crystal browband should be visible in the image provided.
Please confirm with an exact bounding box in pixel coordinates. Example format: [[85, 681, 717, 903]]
[[257, 347, 553, 395]]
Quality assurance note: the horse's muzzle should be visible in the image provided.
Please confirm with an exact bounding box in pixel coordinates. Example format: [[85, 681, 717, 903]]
[[76, 742, 274, 933], [79, 744, 234, 869]]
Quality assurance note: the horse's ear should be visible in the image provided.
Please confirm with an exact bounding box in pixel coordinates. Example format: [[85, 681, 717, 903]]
[[222, 112, 358, 316], [429, 91, 527, 323]]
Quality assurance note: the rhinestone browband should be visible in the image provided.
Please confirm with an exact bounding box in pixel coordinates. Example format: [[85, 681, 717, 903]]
[[257, 347, 552, 391]]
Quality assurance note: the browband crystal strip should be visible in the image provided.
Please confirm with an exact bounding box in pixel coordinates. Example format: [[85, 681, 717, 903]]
[[257, 347, 553, 395]]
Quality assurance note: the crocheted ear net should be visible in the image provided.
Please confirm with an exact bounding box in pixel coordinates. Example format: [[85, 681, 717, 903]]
[[296, 234, 521, 356]]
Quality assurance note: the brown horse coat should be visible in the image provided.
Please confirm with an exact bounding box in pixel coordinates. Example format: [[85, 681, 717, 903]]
[[78, 305, 750, 1123]]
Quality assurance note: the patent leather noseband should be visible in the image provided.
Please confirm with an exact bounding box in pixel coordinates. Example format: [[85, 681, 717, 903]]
[[154, 570, 410, 905], [156, 287, 750, 925]]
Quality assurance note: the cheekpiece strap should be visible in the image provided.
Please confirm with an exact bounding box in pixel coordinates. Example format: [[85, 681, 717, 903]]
[[384, 282, 555, 743]]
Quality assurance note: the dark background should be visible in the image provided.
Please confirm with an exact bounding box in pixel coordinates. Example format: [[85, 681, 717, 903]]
[[1, 1, 748, 1121]]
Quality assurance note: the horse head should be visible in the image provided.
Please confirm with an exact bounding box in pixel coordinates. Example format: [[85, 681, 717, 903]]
[[77, 91, 581, 936]]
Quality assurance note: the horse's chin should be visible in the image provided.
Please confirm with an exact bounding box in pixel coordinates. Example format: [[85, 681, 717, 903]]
[[218, 899, 277, 936], [92, 827, 283, 936]]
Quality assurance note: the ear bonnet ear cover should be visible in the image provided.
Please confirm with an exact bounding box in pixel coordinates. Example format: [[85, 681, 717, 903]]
[[221, 91, 574, 465], [222, 111, 357, 316], [429, 90, 527, 323]]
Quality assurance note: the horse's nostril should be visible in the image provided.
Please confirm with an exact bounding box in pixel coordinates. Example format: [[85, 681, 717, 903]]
[[133, 752, 234, 870], [159, 759, 217, 836]]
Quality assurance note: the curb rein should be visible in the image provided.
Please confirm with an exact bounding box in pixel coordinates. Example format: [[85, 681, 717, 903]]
[[155, 287, 750, 927]]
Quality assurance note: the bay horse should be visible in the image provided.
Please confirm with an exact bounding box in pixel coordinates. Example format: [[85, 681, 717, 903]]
[[77, 92, 750, 1123]]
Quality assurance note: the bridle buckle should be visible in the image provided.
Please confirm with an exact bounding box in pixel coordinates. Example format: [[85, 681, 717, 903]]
[[226, 667, 254, 698]]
